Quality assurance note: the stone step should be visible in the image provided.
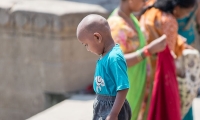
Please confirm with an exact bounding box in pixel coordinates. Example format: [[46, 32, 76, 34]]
[[28, 95, 200, 120], [28, 94, 95, 120]]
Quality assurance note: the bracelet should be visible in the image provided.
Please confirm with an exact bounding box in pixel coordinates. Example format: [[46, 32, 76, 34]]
[[143, 46, 151, 57], [136, 50, 144, 61]]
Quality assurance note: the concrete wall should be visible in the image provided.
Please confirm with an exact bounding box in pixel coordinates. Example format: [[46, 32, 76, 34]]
[[0, 0, 112, 120], [65, 0, 120, 11]]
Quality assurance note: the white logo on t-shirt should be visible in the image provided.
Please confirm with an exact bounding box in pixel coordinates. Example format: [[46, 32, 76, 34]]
[[95, 76, 105, 92]]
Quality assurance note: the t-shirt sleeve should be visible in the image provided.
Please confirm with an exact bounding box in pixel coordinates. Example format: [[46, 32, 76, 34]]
[[107, 59, 129, 91]]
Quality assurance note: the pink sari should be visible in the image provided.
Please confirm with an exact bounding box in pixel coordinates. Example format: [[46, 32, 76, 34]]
[[148, 46, 181, 120]]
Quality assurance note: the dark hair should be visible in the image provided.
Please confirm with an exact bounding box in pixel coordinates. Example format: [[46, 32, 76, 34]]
[[141, 0, 196, 15]]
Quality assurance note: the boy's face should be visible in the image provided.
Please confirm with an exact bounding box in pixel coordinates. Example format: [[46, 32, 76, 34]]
[[78, 32, 104, 55]]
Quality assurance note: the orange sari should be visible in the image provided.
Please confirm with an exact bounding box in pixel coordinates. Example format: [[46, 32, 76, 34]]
[[140, 8, 184, 120], [140, 8, 185, 72]]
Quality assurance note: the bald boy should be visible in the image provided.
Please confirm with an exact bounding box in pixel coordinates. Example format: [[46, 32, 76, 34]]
[[77, 14, 115, 56], [77, 14, 132, 120]]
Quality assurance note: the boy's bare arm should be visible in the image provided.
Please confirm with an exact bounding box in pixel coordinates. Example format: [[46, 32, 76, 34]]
[[106, 89, 129, 120]]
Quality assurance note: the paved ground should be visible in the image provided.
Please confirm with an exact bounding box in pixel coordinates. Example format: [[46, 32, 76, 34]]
[[28, 95, 200, 120]]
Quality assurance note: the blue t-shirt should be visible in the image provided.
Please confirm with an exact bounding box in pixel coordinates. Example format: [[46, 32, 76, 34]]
[[93, 44, 129, 96]]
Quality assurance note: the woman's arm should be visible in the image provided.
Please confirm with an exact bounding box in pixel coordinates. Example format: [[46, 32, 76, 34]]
[[125, 34, 166, 67]]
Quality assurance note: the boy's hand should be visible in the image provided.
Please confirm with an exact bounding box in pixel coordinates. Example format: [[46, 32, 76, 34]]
[[106, 115, 118, 120], [147, 34, 167, 54]]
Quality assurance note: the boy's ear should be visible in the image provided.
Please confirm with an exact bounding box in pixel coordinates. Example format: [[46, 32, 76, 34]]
[[94, 33, 102, 43]]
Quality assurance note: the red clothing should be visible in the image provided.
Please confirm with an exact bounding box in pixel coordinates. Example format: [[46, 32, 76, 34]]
[[148, 47, 181, 120]]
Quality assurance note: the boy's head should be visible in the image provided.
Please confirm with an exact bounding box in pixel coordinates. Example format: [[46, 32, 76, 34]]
[[76, 14, 111, 55]]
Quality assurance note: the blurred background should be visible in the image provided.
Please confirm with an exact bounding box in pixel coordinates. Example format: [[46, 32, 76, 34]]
[[0, 0, 114, 120], [0, 0, 200, 120]]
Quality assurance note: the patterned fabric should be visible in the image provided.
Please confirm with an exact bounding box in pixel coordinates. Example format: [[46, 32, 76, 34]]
[[176, 49, 200, 118], [108, 16, 140, 54], [108, 10, 153, 120], [177, 8, 198, 120]]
